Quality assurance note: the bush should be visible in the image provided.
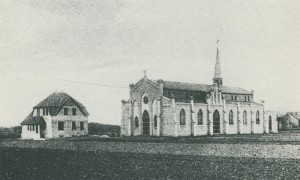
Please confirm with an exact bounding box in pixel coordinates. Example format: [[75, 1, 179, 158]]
[[0, 126, 21, 139], [88, 123, 120, 137]]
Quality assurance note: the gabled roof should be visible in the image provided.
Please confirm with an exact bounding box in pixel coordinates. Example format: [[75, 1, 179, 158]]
[[34, 92, 89, 116], [21, 112, 46, 125], [161, 80, 252, 95]]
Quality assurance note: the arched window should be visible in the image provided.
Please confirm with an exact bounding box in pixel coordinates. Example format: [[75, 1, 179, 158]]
[[243, 110, 247, 124], [229, 110, 234, 125], [154, 115, 157, 128], [256, 111, 260, 124], [180, 109, 186, 125], [197, 109, 203, 125], [135, 117, 139, 128]]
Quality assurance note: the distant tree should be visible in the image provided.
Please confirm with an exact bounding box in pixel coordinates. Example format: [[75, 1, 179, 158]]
[[88, 123, 120, 137], [0, 126, 21, 139]]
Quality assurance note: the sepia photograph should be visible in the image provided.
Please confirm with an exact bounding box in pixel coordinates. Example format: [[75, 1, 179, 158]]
[[0, 0, 300, 179]]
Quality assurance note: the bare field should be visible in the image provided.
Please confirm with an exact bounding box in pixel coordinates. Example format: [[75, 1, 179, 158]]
[[0, 147, 300, 179], [1, 133, 300, 179]]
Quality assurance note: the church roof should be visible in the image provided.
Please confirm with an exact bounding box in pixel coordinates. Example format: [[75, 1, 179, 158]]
[[34, 92, 89, 116], [162, 80, 252, 95], [21, 112, 46, 125]]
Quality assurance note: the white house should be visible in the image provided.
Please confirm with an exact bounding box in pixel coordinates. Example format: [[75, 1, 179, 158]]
[[21, 92, 89, 140]]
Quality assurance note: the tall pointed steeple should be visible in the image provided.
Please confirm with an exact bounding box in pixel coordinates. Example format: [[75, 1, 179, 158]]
[[213, 39, 223, 85]]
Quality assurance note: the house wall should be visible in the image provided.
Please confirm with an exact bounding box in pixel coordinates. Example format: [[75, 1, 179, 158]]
[[21, 125, 41, 140], [51, 106, 88, 138]]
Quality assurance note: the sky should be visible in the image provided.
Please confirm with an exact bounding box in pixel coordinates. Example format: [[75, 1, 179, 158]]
[[0, 0, 299, 127]]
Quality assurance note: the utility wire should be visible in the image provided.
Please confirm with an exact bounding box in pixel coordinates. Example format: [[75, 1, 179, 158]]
[[57, 79, 128, 89]]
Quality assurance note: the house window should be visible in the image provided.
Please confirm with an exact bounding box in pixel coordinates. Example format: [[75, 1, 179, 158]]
[[244, 96, 247, 102], [229, 110, 234, 125], [27, 125, 29, 131], [243, 110, 247, 124], [154, 115, 157, 128], [58, 121, 64, 130], [36, 125, 38, 134], [64, 108, 68, 115], [197, 109, 203, 125], [46, 108, 48, 115], [135, 117, 139, 128], [72, 122, 76, 130], [80, 122, 84, 130], [256, 111, 260, 124], [33, 125, 35, 131], [180, 109, 186, 125], [72, 108, 76, 116], [231, 95, 234, 101]]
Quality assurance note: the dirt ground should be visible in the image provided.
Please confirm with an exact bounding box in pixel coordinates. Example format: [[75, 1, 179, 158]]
[[1, 133, 300, 179]]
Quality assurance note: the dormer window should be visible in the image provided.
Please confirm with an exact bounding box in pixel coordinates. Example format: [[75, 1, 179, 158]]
[[64, 108, 68, 115], [42, 108, 49, 115], [72, 108, 76, 116]]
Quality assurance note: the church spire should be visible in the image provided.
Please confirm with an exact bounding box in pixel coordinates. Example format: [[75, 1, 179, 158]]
[[213, 39, 223, 85]]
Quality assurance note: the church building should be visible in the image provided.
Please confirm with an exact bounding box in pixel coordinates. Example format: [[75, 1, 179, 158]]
[[121, 47, 278, 137]]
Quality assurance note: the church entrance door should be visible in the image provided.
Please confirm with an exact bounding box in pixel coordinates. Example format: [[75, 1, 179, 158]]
[[213, 110, 220, 133], [143, 110, 150, 135]]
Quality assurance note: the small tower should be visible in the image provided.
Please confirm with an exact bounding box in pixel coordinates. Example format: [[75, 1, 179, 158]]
[[213, 40, 223, 86]]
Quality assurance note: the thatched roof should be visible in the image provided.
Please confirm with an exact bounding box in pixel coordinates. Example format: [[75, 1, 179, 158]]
[[34, 92, 89, 116], [21, 112, 46, 125]]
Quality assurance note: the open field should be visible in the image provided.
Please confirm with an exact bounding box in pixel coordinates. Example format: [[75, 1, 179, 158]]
[[1, 147, 300, 179], [1, 133, 300, 179]]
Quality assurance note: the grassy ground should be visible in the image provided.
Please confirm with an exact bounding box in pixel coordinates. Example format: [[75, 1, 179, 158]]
[[71, 132, 300, 145], [1, 133, 300, 179], [1, 147, 300, 180]]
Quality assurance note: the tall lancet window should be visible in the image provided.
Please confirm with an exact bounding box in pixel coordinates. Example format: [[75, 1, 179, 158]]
[[180, 109, 186, 125], [256, 111, 260, 124], [229, 110, 234, 125], [243, 110, 247, 124], [197, 109, 203, 125]]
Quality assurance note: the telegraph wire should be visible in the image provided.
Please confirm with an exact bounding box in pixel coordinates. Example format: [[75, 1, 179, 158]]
[[57, 79, 128, 89]]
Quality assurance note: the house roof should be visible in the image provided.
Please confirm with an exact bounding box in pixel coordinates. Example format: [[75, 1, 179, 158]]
[[21, 112, 46, 125], [161, 80, 252, 95], [289, 113, 300, 121], [34, 92, 89, 116]]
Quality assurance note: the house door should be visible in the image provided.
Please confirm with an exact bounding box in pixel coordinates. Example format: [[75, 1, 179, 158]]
[[40, 123, 46, 138], [213, 110, 220, 133], [143, 110, 150, 135], [269, 116, 272, 131]]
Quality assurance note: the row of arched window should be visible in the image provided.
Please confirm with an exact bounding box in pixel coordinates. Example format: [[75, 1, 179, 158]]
[[135, 109, 261, 128], [134, 115, 158, 128], [228, 110, 260, 125], [180, 109, 203, 126]]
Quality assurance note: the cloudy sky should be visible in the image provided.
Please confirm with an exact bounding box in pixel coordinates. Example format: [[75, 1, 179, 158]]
[[0, 0, 299, 127]]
